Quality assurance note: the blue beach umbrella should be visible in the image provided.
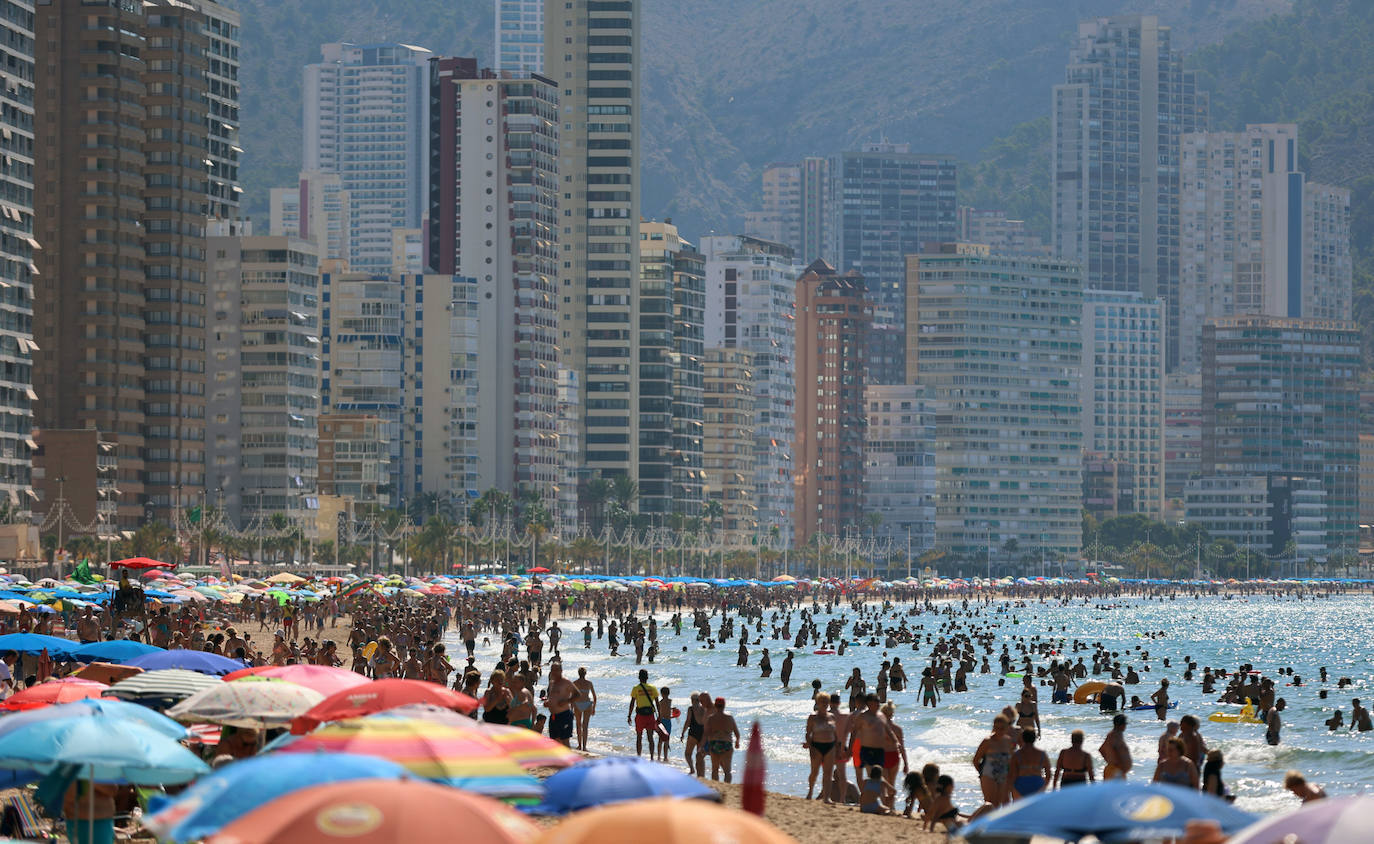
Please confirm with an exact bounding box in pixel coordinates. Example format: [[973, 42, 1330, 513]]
[[0, 714, 208, 785], [0, 633, 79, 658], [126, 649, 244, 676], [71, 639, 163, 663], [142, 753, 410, 842], [956, 781, 1257, 843], [0, 699, 188, 742], [533, 756, 720, 814]]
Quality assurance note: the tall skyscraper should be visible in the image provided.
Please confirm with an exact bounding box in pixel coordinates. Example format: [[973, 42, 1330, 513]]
[[496, 0, 544, 74], [793, 260, 870, 547], [701, 234, 799, 542], [427, 57, 560, 506], [1053, 15, 1208, 370], [206, 224, 321, 528], [1202, 316, 1360, 559], [304, 43, 432, 274], [197, 0, 241, 220], [636, 221, 703, 520], [908, 246, 1083, 561], [1080, 290, 1165, 518], [830, 144, 957, 385], [1178, 124, 1352, 372], [35, 0, 236, 526], [545, 0, 641, 509], [703, 347, 756, 547], [0, 0, 34, 509]]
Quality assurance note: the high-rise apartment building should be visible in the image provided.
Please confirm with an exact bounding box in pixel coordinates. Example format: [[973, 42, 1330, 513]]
[[496, 0, 544, 74], [908, 246, 1083, 561], [637, 221, 703, 520], [1053, 15, 1208, 370], [701, 235, 799, 540], [1164, 372, 1202, 510], [317, 414, 390, 510], [1178, 125, 1352, 372], [1080, 290, 1165, 518], [703, 347, 756, 546], [1202, 316, 1361, 559], [206, 225, 321, 528], [426, 58, 560, 506], [304, 43, 432, 274], [545, 0, 640, 507], [743, 158, 830, 264], [35, 0, 236, 526], [957, 208, 1050, 256], [0, 0, 34, 509], [270, 171, 353, 267], [555, 368, 580, 538], [863, 384, 935, 552], [793, 260, 870, 547], [830, 144, 957, 385]]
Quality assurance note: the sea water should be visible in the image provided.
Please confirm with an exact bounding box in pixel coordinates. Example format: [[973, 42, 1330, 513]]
[[458, 594, 1374, 813]]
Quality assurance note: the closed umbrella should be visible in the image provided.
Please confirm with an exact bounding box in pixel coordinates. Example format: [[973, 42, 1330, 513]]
[[535, 797, 795, 844], [290, 678, 477, 734], [534, 757, 718, 814], [270, 717, 541, 799], [956, 781, 1257, 843], [205, 779, 538, 844], [143, 754, 410, 843], [126, 649, 244, 676], [107, 668, 223, 708], [167, 679, 325, 729], [0, 678, 108, 711]]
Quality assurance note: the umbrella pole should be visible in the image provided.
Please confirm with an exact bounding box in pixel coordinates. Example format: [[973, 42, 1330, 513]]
[[87, 764, 94, 844]]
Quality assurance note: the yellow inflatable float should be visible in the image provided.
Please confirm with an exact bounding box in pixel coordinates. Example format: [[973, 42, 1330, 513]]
[[1208, 699, 1263, 724], [1073, 681, 1107, 705]]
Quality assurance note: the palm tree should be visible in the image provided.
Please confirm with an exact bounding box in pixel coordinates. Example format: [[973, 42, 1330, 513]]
[[582, 477, 611, 533], [610, 474, 638, 513], [567, 536, 601, 574]]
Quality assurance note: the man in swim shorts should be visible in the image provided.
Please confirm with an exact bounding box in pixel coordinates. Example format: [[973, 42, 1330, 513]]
[[544, 661, 577, 747], [703, 696, 740, 782], [1100, 714, 1133, 780]]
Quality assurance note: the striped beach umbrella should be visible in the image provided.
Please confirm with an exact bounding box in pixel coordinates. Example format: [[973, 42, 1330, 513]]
[[270, 717, 541, 799], [106, 668, 223, 708], [168, 679, 325, 729], [372, 705, 581, 768]]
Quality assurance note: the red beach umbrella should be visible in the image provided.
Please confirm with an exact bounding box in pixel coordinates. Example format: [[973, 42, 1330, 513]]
[[290, 678, 478, 734]]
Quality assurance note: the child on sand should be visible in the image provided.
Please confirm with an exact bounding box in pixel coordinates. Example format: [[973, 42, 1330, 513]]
[[860, 765, 887, 814]]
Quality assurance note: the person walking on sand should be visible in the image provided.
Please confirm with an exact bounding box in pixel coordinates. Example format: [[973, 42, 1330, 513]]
[[627, 668, 668, 757], [804, 692, 839, 803], [1100, 714, 1133, 780], [703, 696, 740, 782]]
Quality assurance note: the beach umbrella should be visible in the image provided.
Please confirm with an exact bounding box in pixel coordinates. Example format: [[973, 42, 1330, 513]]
[[534, 757, 718, 814], [263, 572, 306, 585], [370, 705, 580, 768], [290, 678, 478, 734], [526, 567, 552, 574], [110, 557, 174, 570], [143, 754, 411, 843], [71, 661, 144, 685], [204, 779, 538, 844], [0, 713, 208, 785], [535, 797, 795, 844], [0, 677, 108, 711], [222, 664, 369, 697], [270, 717, 541, 799], [0, 698, 188, 742], [956, 781, 1257, 843], [107, 668, 224, 707], [1227, 795, 1374, 844], [126, 648, 244, 676], [70, 639, 163, 663], [0, 633, 79, 658], [167, 679, 325, 729]]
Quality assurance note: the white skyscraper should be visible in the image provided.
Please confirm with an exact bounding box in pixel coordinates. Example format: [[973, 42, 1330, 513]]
[[1177, 124, 1353, 373], [496, 0, 543, 73], [303, 43, 431, 274]]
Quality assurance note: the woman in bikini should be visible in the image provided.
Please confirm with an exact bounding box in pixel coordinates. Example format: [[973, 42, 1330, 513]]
[[507, 673, 537, 730], [481, 668, 514, 725], [925, 775, 961, 832], [1053, 729, 1095, 787], [804, 693, 839, 803], [971, 715, 1016, 807], [1015, 689, 1040, 738], [1009, 730, 1051, 800], [1152, 737, 1198, 788]]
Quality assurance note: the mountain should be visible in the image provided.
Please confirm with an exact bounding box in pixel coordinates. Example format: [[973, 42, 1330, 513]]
[[236, 0, 1286, 238]]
